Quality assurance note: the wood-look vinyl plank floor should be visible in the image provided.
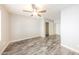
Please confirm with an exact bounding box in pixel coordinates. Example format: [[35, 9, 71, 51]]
[[2, 35, 79, 55]]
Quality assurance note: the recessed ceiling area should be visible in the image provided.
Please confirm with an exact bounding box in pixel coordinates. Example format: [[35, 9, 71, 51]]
[[4, 4, 73, 19]]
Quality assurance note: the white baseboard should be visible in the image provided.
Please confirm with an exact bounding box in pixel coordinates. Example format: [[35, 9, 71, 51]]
[[0, 42, 10, 55], [61, 44, 79, 53], [0, 35, 41, 54], [10, 35, 41, 43]]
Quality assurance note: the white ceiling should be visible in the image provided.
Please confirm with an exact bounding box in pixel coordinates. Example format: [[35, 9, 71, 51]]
[[4, 4, 73, 19]]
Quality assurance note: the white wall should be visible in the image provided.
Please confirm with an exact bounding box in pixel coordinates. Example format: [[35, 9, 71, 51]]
[[10, 14, 41, 42], [54, 12, 60, 35], [61, 5, 79, 52], [55, 23, 60, 35], [0, 9, 1, 41], [0, 5, 10, 54], [49, 21, 54, 35], [40, 17, 45, 37]]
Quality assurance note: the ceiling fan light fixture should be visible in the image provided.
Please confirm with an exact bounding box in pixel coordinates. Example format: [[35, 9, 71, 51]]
[[23, 4, 46, 17], [33, 11, 37, 16]]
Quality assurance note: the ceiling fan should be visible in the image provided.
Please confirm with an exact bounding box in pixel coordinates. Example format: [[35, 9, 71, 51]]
[[23, 4, 46, 17]]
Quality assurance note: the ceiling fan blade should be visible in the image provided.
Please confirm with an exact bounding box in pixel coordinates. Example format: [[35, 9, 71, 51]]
[[37, 13, 41, 17], [38, 10, 46, 13], [23, 10, 32, 12]]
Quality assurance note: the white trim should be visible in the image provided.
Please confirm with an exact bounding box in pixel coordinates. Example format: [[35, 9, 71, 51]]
[[1, 36, 41, 54], [0, 9, 1, 41], [61, 44, 79, 53], [0, 42, 10, 55], [10, 36, 41, 43]]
